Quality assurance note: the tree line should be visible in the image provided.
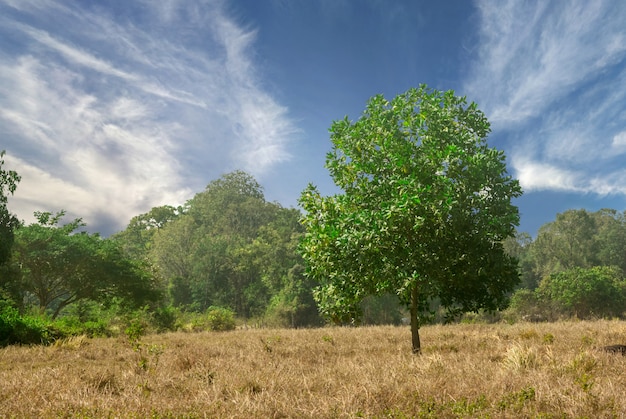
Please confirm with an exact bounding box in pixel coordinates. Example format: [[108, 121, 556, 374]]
[[1, 168, 324, 346]]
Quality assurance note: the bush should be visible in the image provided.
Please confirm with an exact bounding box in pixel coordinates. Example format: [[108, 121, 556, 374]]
[[537, 266, 626, 319], [52, 316, 111, 338], [151, 305, 178, 332], [503, 289, 549, 323], [0, 305, 54, 346], [206, 306, 236, 331], [124, 318, 147, 342]]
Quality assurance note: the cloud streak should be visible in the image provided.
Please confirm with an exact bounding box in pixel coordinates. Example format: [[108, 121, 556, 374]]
[[0, 0, 298, 233], [466, 0, 626, 196]]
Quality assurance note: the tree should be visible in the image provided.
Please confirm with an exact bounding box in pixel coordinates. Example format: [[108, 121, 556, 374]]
[[503, 232, 536, 289], [112, 205, 183, 260], [537, 266, 625, 319], [299, 86, 522, 353], [0, 150, 21, 267], [593, 209, 626, 273], [528, 209, 599, 282], [149, 171, 312, 321], [12, 211, 159, 318]]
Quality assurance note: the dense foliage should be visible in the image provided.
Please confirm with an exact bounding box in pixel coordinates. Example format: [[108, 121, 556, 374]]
[[0, 150, 20, 267], [299, 86, 522, 353], [6, 211, 160, 318], [115, 170, 321, 327], [505, 209, 626, 322]]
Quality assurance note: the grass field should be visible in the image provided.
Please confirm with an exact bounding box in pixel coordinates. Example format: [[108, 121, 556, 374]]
[[2, 320, 626, 418]]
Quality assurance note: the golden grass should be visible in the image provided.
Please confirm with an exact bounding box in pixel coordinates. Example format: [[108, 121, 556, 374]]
[[2, 320, 626, 418]]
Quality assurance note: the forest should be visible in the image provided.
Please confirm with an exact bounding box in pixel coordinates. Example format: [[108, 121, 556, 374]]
[[2, 161, 626, 346]]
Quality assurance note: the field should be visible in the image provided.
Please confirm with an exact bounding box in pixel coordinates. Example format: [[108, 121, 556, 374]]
[[2, 320, 626, 418]]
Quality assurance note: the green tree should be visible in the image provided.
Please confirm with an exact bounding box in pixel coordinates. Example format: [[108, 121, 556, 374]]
[[112, 205, 182, 260], [299, 86, 522, 353], [503, 232, 536, 289], [12, 211, 159, 318], [593, 209, 626, 272], [528, 209, 599, 282], [150, 171, 311, 321], [537, 266, 625, 319], [0, 150, 21, 267]]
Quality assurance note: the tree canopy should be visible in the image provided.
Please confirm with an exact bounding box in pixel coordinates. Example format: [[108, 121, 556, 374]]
[[0, 150, 20, 267], [139, 171, 320, 325], [10, 211, 160, 318], [299, 86, 522, 353]]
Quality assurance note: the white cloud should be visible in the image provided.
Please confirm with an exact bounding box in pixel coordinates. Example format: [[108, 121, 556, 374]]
[[612, 131, 626, 150], [513, 157, 626, 196], [469, 1, 626, 126], [0, 55, 190, 228], [18, 24, 136, 80], [0, 0, 298, 233], [466, 0, 626, 198], [513, 158, 581, 193]]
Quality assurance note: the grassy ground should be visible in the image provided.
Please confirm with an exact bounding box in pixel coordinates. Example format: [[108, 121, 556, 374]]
[[2, 320, 626, 418]]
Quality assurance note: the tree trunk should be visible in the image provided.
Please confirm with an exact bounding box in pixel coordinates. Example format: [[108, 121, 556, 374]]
[[410, 285, 421, 354]]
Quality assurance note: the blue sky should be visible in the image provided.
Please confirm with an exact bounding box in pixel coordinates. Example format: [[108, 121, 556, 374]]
[[1, 0, 625, 237]]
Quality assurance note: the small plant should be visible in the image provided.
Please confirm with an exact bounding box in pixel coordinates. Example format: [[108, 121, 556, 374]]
[[581, 335, 594, 346], [568, 351, 597, 374], [542, 333, 555, 344], [449, 395, 488, 416], [260, 337, 272, 353], [576, 373, 595, 392], [498, 386, 536, 411], [124, 319, 147, 345]]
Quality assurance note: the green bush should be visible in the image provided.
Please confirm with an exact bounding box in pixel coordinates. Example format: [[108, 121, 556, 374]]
[[0, 305, 54, 346], [503, 289, 549, 322], [151, 305, 178, 332], [206, 306, 236, 331], [124, 318, 148, 342], [537, 266, 626, 319], [52, 316, 111, 338]]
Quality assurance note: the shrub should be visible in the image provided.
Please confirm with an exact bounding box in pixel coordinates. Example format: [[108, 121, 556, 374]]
[[52, 316, 111, 338], [0, 305, 54, 346], [205, 306, 236, 331], [151, 305, 178, 332], [124, 318, 147, 342]]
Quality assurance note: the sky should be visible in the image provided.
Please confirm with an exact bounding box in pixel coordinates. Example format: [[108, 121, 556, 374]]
[[1, 0, 625, 237]]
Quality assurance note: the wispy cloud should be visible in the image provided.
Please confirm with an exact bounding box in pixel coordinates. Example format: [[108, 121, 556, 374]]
[[0, 0, 298, 233], [466, 0, 626, 196]]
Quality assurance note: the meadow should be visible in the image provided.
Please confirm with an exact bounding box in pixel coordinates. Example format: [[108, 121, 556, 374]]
[[2, 320, 626, 418]]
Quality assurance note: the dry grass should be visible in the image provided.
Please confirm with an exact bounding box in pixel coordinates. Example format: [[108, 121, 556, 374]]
[[2, 320, 626, 418]]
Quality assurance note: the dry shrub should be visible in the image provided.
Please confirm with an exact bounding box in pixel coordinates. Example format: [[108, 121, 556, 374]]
[[1, 320, 626, 417], [503, 343, 540, 371]]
